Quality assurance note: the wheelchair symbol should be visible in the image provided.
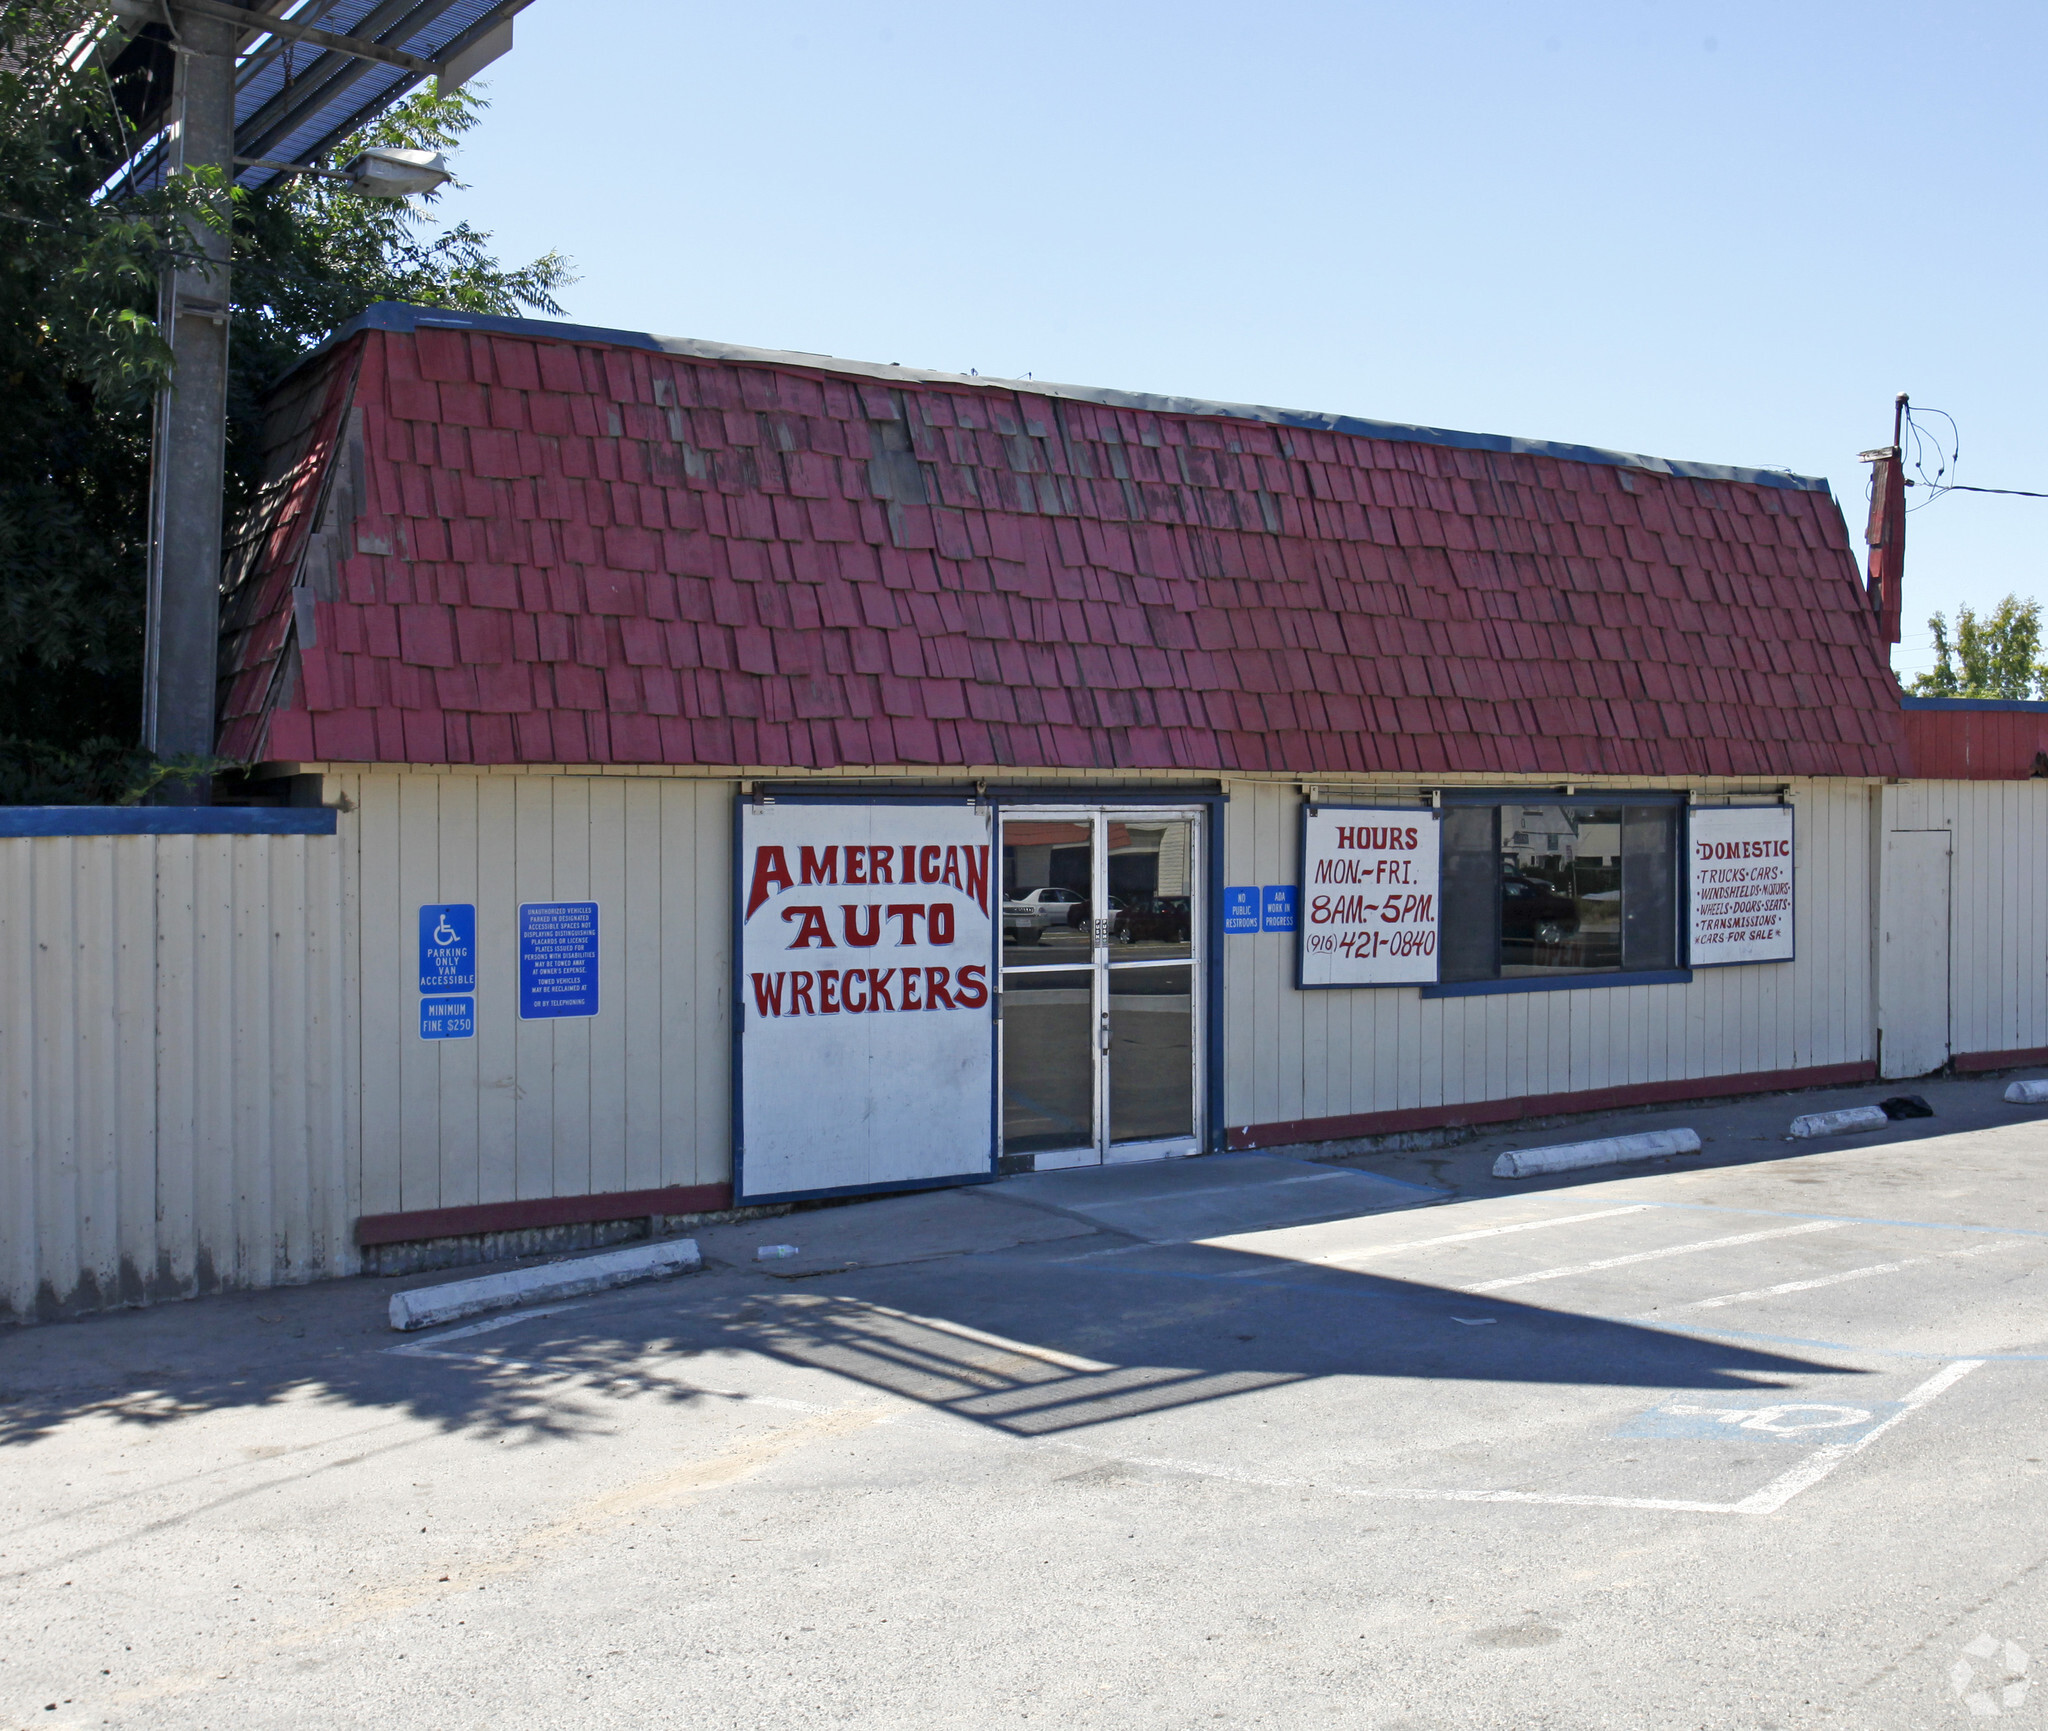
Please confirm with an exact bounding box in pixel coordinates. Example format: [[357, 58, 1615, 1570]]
[[434, 916, 459, 947], [1661, 1402, 1872, 1434]]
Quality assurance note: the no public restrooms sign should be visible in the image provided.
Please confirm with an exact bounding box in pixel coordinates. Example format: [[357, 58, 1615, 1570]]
[[736, 800, 995, 1201]]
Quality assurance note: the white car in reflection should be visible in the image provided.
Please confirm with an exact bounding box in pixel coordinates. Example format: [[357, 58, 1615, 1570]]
[[1002, 886, 1085, 944]]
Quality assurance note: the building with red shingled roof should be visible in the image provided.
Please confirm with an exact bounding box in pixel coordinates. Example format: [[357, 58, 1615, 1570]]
[[195, 302, 2046, 1265]]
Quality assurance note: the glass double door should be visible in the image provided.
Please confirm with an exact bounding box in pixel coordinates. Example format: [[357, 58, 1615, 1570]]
[[999, 807, 1203, 1169]]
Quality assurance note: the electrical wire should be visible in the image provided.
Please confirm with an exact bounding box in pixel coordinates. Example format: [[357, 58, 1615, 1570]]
[[1887, 403, 2048, 508], [1913, 482, 2048, 500]]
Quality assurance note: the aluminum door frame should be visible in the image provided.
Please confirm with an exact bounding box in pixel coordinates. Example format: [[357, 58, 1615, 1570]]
[[997, 802, 1207, 1170]]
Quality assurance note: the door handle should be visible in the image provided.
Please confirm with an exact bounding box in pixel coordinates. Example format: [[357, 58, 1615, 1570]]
[[1099, 1010, 1111, 1054]]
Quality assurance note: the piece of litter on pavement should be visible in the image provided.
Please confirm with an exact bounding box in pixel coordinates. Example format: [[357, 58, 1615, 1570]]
[[756, 1244, 800, 1260], [1451, 1317, 1497, 1326]]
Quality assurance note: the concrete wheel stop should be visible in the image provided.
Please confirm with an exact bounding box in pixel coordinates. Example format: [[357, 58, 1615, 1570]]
[[388, 1237, 702, 1331]]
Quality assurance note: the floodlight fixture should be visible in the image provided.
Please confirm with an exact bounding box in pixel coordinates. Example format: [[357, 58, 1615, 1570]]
[[340, 147, 454, 199]]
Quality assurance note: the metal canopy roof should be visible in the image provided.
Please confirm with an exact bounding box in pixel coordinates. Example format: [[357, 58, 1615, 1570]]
[[105, 0, 533, 194]]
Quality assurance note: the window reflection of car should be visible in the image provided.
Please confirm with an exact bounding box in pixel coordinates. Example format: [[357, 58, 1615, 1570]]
[[1002, 886, 1084, 944], [1501, 874, 1577, 948], [1062, 893, 1128, 930], [1114, 895, 1192, 945]]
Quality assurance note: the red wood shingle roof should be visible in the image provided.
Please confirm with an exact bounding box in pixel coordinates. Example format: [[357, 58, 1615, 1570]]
[[218, 305, 1910, 778]]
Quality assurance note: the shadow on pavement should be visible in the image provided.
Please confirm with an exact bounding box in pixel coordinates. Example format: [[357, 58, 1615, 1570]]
[[0, 1234, 1852, 1452]]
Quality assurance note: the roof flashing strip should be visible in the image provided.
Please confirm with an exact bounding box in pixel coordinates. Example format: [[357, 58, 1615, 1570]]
[[304, 303, 1829, 495], [1900, 696, 2048, 713], [0, 807, 338, 837]]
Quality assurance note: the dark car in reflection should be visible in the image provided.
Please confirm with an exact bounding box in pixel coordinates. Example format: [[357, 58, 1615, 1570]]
[[1113, 894, 1192, 945], [1501, 873, 1578, 948], [1061, 893, 1128, 931]]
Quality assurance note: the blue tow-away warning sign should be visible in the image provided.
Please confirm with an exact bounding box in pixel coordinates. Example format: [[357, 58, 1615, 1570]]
[[519, 901, 599, 1019]]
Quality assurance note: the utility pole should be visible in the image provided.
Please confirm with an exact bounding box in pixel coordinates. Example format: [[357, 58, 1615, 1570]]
[[140, 1, 245, 802]]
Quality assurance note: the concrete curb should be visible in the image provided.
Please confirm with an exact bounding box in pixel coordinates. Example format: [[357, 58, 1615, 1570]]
[[1788, 1106, 1888, 1139], [1493, 1129, 1701, 1179], [2005, 1080, 2048, 1104], [388, 1237, 702, 1331]]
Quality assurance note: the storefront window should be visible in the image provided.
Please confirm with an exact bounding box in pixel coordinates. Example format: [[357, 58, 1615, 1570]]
[[1439, 802, 1679, 984]]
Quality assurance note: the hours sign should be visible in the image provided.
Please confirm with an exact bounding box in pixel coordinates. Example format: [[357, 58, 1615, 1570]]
[[1298, 807, 1442, 987]]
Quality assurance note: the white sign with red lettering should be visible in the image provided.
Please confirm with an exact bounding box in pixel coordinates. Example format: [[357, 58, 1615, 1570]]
[[737, 801, 994, 1200], [1299, 807, 1442, 987], [1688, 805, 1795, 966]]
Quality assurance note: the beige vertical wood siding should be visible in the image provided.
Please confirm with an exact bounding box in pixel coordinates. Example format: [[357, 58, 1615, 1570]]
[[18, 767, 2036, 1326], [1219, 777, 1878, 1136], [330, 772, 732, 1218], [337, 769, 1895, 1206], [1, 833, 348, 1323], [1879, 781, 2048, 1063]]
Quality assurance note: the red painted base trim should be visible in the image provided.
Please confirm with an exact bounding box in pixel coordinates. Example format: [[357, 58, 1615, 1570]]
[[1225, 1062, 1881, 1151], [1952, 1046, 2048, 1075], [355, 1183, 734, 1248]]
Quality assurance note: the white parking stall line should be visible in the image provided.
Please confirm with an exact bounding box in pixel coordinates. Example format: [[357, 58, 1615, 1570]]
[[384, 1303, 589, 1358], [838, 1300, 1118, 1373], [1668, 1238, 2021, 1313], [1730, 1359, 1986, 1514], [1464, 1219, 1849, 1294], [1317, 1206, 1656, 1263]]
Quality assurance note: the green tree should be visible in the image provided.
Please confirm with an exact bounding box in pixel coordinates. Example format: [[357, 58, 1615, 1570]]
[[1911, 595, 2047, 700], [0, 0, 573, 801]]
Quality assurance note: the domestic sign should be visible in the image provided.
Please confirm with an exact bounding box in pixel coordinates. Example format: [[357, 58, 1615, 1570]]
[[1298, 807, 1441, 987], [1688, 806, 1794, 966], [1261, 885, 1297, 933], [737, 801, 994, 1201], [519, 901, 599, 1018], [1222, 886, 1259, 934], [417, 902, 476, 993], [419, 996, 476, 1040]]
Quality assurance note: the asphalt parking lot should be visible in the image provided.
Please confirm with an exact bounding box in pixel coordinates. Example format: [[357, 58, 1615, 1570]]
[[4, 1073, 2046, 1729]]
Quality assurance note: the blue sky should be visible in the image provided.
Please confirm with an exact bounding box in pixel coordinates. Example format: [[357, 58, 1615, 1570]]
[[438, 1, 2046, 682]]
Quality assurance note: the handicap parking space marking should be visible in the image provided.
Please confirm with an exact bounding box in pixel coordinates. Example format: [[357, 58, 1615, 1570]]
[[1614, 1397, 1897, 1445], [991, 1359, 1990, 1518]]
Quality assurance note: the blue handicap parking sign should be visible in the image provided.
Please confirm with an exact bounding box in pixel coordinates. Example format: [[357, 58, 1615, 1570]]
[[419, 995, 476, 1040], [519, 901, 600, 1019], [1223, 885, 1260, 934], [1262, 884, 1298, 933], [418, 903, 477, 993]]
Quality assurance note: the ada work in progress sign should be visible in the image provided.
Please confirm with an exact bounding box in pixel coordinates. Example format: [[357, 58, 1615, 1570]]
[[736, 800, 994, 1202], [1688, 805, 1794, 966], [1298, 807, 1441, 987]]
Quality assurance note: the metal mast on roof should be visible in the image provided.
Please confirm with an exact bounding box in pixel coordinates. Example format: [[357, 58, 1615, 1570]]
[[97, 0, 534, 800]]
